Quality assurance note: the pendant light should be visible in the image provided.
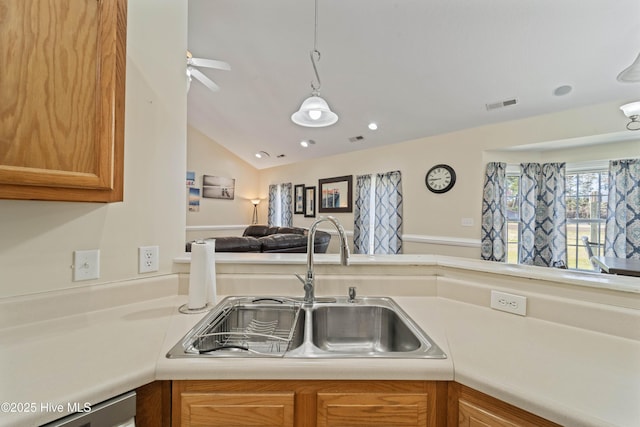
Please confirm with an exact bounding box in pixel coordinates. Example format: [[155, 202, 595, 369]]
[[291, 0, 338, 127]]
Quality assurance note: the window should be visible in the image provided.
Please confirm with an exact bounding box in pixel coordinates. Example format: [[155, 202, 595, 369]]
[[505, 164, 608, 270], [505, 173, 520, 264], [566, 169, 608, 269]]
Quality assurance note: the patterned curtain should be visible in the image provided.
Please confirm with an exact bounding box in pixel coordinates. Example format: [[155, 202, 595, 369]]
[[353, 174, 372, 254], [481, 162, 507, 261], [374, 171, 403, 254], [267, 184, 278, 226], [605, 159, 640, 259], [353, 171, 403, 254], [519, 163, 567, 267], [280, 182, 293, 227]]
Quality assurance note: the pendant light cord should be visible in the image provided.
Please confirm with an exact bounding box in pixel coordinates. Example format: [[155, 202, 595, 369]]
[[310, 0, 322, 94]]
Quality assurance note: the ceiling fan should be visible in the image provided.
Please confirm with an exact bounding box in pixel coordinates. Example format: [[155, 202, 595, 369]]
[[186, 50, 230, 92]]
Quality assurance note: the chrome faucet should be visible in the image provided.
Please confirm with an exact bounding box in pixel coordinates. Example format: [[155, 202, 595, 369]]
[[296, 216, 350, 304]]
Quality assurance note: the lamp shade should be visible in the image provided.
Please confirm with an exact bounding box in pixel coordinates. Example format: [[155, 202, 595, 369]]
[[620, 101, 640, 117], [618, 53, 640, 82], [291, 95, 338, 127]]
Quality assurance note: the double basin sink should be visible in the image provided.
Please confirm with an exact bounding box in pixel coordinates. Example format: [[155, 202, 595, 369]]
[[167, 296, 446, 359]]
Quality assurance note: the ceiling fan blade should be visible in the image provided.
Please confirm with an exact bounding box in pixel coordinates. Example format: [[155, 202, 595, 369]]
[[188, 67, 221, 92], [190, 57, 231, 71]]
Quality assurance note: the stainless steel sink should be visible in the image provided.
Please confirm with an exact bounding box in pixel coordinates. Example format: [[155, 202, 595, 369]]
[[312, 305, 421, 353], [167, 296, 446, 359]]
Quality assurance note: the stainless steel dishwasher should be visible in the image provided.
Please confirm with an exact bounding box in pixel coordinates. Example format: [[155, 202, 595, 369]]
[[41, 391, 136, 427]]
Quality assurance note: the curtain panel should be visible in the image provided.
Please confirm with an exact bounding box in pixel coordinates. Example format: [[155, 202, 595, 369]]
[[353, 171, 403, 254], [519, 163, 567, 267], [605, 159, 640, 259], [267, 183, 292, 227], [353, 174, 372, 254], [374, 170, 403, 254], [481, 162, 507, 262], [267, 184, 278, 226]]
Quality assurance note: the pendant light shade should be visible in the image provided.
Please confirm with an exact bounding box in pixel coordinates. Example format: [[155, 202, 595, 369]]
[[291, 95, 338, 127], [291, 0, 338, 128], [618, 52, 640, 82]]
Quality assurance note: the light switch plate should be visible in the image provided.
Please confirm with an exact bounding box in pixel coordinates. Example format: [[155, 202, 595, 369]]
[[73, 249, 100, 281]]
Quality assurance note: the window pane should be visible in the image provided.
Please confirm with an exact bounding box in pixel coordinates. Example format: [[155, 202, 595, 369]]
[[566, 196, 577, 219]]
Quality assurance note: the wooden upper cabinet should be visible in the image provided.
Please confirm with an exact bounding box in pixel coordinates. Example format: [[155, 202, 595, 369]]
[[0, 0, 126, 202]]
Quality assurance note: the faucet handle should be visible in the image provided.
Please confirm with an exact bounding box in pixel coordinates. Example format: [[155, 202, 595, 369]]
[[348, 286, 357, 303]]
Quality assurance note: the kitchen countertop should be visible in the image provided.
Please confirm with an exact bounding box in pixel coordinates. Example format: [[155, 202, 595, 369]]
[[1, 268, 638, 426]]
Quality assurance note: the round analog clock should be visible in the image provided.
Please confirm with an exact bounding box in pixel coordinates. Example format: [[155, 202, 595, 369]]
[[425, 164, 456, 193]]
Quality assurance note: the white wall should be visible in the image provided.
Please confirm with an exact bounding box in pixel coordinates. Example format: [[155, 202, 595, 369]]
[[186, 126, 260, 241], [0, 0, 188, 298]]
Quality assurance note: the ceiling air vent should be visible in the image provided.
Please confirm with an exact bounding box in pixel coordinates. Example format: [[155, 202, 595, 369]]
[[485, 98, 518, 111], [348, 135, 365, 143]]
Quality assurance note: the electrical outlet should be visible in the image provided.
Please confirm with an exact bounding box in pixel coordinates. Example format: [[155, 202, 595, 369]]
[[490, 290, 527, 316], [73, 249, 100, 281], [461, 217, 474, 227], [139, 246, 159, 273]]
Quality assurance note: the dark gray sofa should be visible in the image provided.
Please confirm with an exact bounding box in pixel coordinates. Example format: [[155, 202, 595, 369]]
[[186, 225, 331, 253]]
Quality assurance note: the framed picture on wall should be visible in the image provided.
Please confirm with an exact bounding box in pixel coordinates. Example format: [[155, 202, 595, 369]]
[[202, 175, 235, 199], [294, 184, 305, 214], [318, 175, 353, 213], [304, 186, 316, 218]]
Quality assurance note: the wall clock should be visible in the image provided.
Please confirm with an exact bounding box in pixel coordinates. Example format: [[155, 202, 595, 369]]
[[425, 164, 456, 193]]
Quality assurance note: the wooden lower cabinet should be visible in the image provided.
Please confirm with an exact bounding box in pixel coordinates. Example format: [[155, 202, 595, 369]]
[[172, 380, 447, 427], [447, 383, 561, 427], [168, 381, 562, 427]]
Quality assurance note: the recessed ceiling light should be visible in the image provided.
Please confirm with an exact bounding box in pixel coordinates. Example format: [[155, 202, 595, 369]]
[[255, 151, 270, 159], [300, 139, 316, 148], [553, 85, 572, 96], [368, 122, 378, 130]]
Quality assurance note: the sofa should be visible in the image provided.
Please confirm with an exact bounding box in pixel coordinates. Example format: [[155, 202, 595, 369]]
[[186, 225, 331, 253]]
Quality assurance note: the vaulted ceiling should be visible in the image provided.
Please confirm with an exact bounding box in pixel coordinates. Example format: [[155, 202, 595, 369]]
[[187, 0, 640, 169]]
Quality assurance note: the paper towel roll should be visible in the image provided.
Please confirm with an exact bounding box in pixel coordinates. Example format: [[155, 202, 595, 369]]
[[188, 241, 210, 309], [205, 239, 217, 305]]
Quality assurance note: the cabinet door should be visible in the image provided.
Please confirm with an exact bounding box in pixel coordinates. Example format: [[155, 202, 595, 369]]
[[179, 392, 294, 427], [458, 399, 519, 427], [317, 392, 429, 427], [448, 383, 560, 427], [0, 0, 126, 202]]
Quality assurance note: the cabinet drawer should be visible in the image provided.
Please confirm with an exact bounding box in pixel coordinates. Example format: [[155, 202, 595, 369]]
[[317, 392, 429, 427]]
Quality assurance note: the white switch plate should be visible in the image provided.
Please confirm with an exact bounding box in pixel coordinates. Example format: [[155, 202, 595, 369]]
[[490, 290, 527, 316], [139, 246, 159, 273], [73, 249, 100, 281]]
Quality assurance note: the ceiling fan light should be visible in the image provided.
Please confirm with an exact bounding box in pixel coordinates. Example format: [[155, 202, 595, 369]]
[[291, 95, 338, 127], [618, 52, 640, 82]]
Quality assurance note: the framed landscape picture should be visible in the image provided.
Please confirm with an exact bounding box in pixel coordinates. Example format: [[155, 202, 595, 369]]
[[304, 186, 316, 218], [318, 175, 352, 213], [294, 184, 305, 214], [202, 175, 235, 199]]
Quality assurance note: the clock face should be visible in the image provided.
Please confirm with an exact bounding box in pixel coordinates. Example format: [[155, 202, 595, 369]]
[[425, 164, 456, 193]]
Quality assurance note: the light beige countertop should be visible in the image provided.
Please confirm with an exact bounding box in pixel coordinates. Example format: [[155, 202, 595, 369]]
[[1, 257, 639, 427]]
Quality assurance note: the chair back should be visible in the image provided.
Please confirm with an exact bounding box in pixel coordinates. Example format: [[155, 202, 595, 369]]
[[581, 236, 602, 271]]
